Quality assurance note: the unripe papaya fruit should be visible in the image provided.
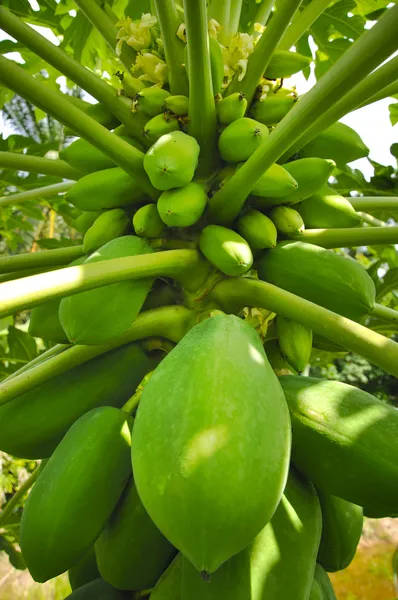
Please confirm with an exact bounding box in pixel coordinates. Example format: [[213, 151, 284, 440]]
[[95, 477, 176, 590], [279, 376, 398, 515], [199, 225, 253, 275], [67, 168, 145, 211], [276, 315, 312, 372], [237, 208, 277, 249], [83, 209, 130, 254], [297, 186, 362, 229], [309, 578, 324, 600], [72, 211, 102, 234], [249, 162, 298, 198], [134, 86, 171, 117], [68, 548, 100, 591], [143, 113, 180, 144], [218, 117, 269, 162], [300, 122, 369, 166], [59, 236, 154, 345], [120, 71, 145, 98], [264, 50, 311, 79], [314, 564, 337, 600], [144, 131, 200, 191], [133, 203, 165, 238], [250, 94, 296, 126], [65, 578, 129, 599], [164, 95, 189, 116], [317, 492, 363, 572], [157, 182, 207, 227], [216, 93, 247, 125], [258, 241, 375, 321], [269, 205, 305, 235], [20, 407, 133, 582], [263, 339, 294, 373], [132, 315, 291, 574], [59, 137, 144, 174], [150, 555, 182, 600], [0, 343, 149, 459]]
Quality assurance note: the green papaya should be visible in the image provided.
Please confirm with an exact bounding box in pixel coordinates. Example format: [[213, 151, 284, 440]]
[[263, 339, 294, 373], [300, 122, 369, 166], [249, 162, 298, 198], [258, 241, 375, 320], [133, 203, 165, 238], [83, 209, 130, 254], [72, 211, 102, 234], [264, 50, 311, 79], [199, 225, 253, 276], [143, 113, 180, 144], [276, 315, 312, 372], [317, 491, 363, 572], [133, 86, 171, 117], [132, 315, 291, 574], [279, 376, 398, 514], [216, 93, 247, 125], [120, 71, 145, 98], [59, 236, 154, 345], [95, 477, 176, 590], [314, 564, 337, 600], [269, 205, 305, 235], [20, 407, 133, 582], [65, 578, 129, 599], [0, 343, 149, 459], [164, 95, 189, 116], [218, 117, 269, 162], [68, 548, 100, 591], [150, 555, 182, 600], [157, 182, 207, 227], [250, 94, 296, 126], [237, 208, 277, 249], [67, 168, 145, 211], [144, 131, 200, 191], [309, 578, 324, 600], [60, 137, 144, 174], [297, 186, 362, 229]]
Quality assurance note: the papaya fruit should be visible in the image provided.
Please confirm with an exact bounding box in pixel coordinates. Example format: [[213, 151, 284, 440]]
[[95, 477, 176, 590], [279, 376, 398, 514], [144, 131, 200, 191], [0, 343, 149, 459], [314, 564, 337, 600], [150, 555, 182, 600], [120, 71, 145, 98], [309, 578, 324, 600], [269, 205, 305, 235], [59, 137, 145, 174], [164, 95, 189, 116], [20, 406, 133, 582], [72, 210, 102, 234], [276, 315, 312, 372], [237, 208, 277, 249], [299, 122, 369, 166], [67, 168, 145, 211], [83, 209, 130, 254], [68, 548, 100, 591], [132, 315, 291, 574], [258, 241, 375, 321], [59, 236, 154, 345], [216, 93, 247, 125], [248, 162, 298, 198], [199, 225, 253, 276], [65, 578, 129, 599], [264, 50, 311, 79], [297, 186, 362, 229], [250, 94, 296, 126], [263, 339, 294, 373], [133, 203, 165, 238], [157, 182, 207, 227], [134, 86, 171, 117], [218, 117, 269, 162], [143, 113, 180, 144], [317, 492, 363, 572]]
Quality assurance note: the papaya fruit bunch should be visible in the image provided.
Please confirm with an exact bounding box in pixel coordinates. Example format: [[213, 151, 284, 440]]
[[0, 1, 398, 599]]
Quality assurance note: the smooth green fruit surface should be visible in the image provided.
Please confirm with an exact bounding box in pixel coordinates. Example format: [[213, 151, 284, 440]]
[[150, 555, 182, 600], [68, 548, 100, 591], [132, 315, 291, 574], [270, 158, 335, 206], [264, 51, 311, 79], [300, 122, 369, 166], [143, 113, 180, 144], [72, 211, 102, 234], [251, 95, 296, 125], [164, 95, 189, 116], [133, 203, 165, 238], [276, 316, 312, 372], [60, 137, 144, 174], [134, 87, 171, 117], [20, 407, 133, 582], [218, 118, 269, 162], [199, 225, 253, 276], [269, 205, 304, 235], [144, 131, 200, 190], [309, 578, 324, 600], [297, 186, 362, 229], [65, 578, 129, 599], [314, 564, 337, 600], [216, 93, 247, 125], [237, 208, 277, 249], [157, 182, 207, 227], [249, 162, 298, 198], [83, 209, 130, 254]]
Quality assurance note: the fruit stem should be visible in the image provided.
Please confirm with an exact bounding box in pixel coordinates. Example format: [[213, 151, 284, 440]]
[[154, 0, 188, 95], [359, 79, 398, 108], [347, 197, 398, 212], [183, 0, 219, 176], [0, 181, 74, 209], [289, 226, 398, 248], [358, 212, 387, 227], [0, 152, 81, 181], [0, 246, 84, 275], [0, 463, 45, 528], [372, 303, 398, 324], [0, 306, 196, 406], [278, 0, 332, 50], [253, 0, 276, 29], [210, 277, 398, 377], [2, 344, 70, 383], [226, 0, 244, 41], [208, 0, 231, 44], [226, 0, 303, 102], [0, 266, 65, 285], [208, 4, 398, 225], [0, 55, 157, 199]]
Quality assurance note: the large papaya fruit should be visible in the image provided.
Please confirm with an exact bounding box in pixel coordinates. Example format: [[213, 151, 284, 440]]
[[20, 407, 133, 582], [264, 50, 311, 79], [248, 162, 298, 198], [218, 117, 269, 162], [258, 241, 375, 321], [132, 315, 291, 574], [157, 182, 207, 227], [299, 122, 369, 166], [276, 315, 312, 372], [83, 209, 130, 254], [314, 564, 337, 600], [250, 94, 296, 126], [237, 208, 277, 249], [95, 477, 176, 590], [59, 236, 154, 345], [60, 137, 144, 174], [150, 555, 182, 600], [65, 578, 129, 599], [72, 210, 102, 234], [279, 376, 398, 514], [317, 492, 363, 572], [68, 548, 100, 591], [199, 225, 253, 276], [0, 343, 149, 459], [297, 186, 362, 229]]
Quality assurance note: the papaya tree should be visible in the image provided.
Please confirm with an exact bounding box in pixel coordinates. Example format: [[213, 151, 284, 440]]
[[0, 0, 398, 598]]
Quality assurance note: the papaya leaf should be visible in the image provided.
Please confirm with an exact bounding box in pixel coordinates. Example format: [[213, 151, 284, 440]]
[[0, 535, 26, 570], [389, 102, 398, 127], [376, 267, 398, 301], [7, 326, 38, 363]]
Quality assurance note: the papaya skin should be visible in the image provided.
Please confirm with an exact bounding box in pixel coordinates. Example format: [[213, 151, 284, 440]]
[[64, 578, 130, 599], [218, 118, 269, 162], [150, 555, 182, 600], [199, 225, 253, 276], [83, 209, 130, 254], [157, 182, 207, 227], [297, 186, 362, 229], [68, 548, 100, 591]]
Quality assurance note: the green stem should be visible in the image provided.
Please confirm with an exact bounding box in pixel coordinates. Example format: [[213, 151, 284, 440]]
[[0, 181, 74, 209], [154, 0, 188, 95], [209, 0, 231, 44], [0, 306, 196, 407], [372, 303, 398, 323], [226, 0, 303, 102], [0, 266, 64, 285], [122, 391, 143, 415], [0, 7, 145, 139], [0, 56, 156, 199], [0, 152, 81, 180], [359, 79, 398, 108], [358, 212, 387, 227], [226, 0, 244, 40], [3, 344, 70, 383], [0, 246, 84, 275], [184, 0, 219, 176], [278, 0, 331, 50], [253, 0, 276, 28], [0, 250, 207, 317], [210, 277, 398, 377], [208, 4, 398, 225], [288, 226, 398, 248], [347, 197, 398, 212], [0, 465, 43, 528]]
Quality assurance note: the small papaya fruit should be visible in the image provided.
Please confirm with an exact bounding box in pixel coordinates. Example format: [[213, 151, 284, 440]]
[[72, 211, 102, 234], [133, 203, 165, 238], [133, 86, 171, 117], [132, 315, 291, 574], [59, 137, 144, 174], [20, 407, 133, 582], [309, 578, 324, 600], [143, 113, 180, 144], [314, 564, 337, 600], [249, 162, 298, 198], [65, 578, 129, 599], [68, 548, 100, 591], [276, 315, 312, 372], [157, 182, 207, 227], [297, 186, 362, 229], [150, 555, 182, 600], [263, 339, 294, 373], [83, 209, 130, 254], [120, 71, 145, 98], [300, 122, 369, 166], [237, 208, 277, 249], [264, 50, 311, 79], [269, 205, 305, 235], [250, 94, 296, 126], [164, 95, 189, 116], [266, 158, 335, 206], [218, 117, 269, 162], [216, 93, 247, 125], [144, 131, 200, 191], [199, 224, 253, 275]]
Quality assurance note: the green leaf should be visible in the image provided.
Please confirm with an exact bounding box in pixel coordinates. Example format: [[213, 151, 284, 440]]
[[7, 326, 38, 363], [0, 316, 13, 332], [389, 102, 398, 127], [0, 535, 26, 570], [376, 267, 398, 301]]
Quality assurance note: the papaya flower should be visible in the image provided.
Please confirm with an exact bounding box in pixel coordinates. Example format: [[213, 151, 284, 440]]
[[223, 32, 254, 82], [134, 52, 168, 84], [116, 13, 157, 55]]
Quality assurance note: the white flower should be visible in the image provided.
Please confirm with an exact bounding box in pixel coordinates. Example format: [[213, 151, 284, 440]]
[[135, 52, 168, 84], [116, 14, 157, 53]]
